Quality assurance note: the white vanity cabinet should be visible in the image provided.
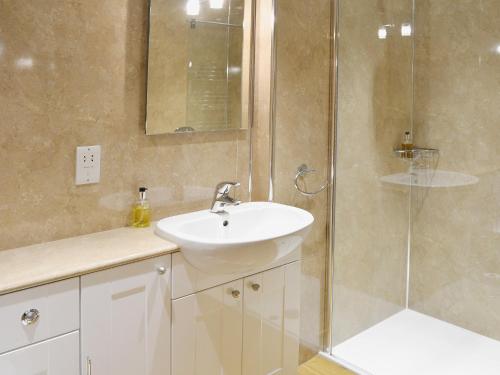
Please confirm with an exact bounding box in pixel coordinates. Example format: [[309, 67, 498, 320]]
[[172, 279, 244, 375], [171, 261, 301, 375], [242, 261, 301, 375], [0, 332, 79, 375], [0, 278, 80, 375], [1, 251, 301, 375], [80, 255, 171, 375]]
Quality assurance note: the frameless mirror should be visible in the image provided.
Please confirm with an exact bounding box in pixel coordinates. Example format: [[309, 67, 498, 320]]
[[146, 0, 253, 135]]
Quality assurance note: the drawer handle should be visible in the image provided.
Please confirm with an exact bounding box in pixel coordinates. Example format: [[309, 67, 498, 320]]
[[251, 283, 261, 291], [21, 309, 40, 326]]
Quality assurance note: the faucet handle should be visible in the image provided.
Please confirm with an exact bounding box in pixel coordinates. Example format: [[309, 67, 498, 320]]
[[216, 181, 240, 194], [211, 182, 241, 213]]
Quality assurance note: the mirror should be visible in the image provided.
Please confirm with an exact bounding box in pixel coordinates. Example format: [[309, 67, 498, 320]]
[[146, 0, 253, 135]]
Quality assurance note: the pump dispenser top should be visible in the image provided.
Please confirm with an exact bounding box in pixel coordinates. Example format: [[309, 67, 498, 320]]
[[131, 187, 151, 228]]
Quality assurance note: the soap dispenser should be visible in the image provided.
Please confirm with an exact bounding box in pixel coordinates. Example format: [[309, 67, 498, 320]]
[[131, 187, 151, 228], [402, 131, 414, 159]]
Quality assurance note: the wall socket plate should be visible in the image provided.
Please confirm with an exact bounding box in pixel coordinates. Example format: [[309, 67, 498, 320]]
[[75, 145, 101, 185]]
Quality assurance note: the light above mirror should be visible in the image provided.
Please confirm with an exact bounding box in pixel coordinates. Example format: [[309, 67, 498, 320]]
[[210, 0, 225, 9], [401, 23, 412, 37], [186, 0, 200, 16], [378, 26, 387, 39]]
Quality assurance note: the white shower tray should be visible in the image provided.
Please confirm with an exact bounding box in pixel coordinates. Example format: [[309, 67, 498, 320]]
[[329, 309, 500, 375]]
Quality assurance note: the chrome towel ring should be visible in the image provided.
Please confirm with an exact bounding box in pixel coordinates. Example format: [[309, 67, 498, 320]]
[[294, 164, 329, 196]]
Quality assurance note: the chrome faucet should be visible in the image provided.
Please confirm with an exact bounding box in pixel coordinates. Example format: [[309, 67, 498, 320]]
[[210, 182, 241, 213]]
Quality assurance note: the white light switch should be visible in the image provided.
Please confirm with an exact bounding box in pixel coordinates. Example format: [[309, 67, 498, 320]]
[[76, 145, 101, 185]]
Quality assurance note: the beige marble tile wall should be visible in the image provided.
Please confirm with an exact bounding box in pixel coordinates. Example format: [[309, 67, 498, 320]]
[[273, 0, 331, 362], [410, 0, 500, 340], [331, 0, 414, 345], [0, 0, 249, 252]]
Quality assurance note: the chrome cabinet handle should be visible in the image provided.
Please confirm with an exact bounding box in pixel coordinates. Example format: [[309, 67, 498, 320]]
[[87, 357, 92, 375], [21, 309, 40, 326], [251, 283, 261, 291], [231, 289, 241, 298], [156, 266, 167, 275]]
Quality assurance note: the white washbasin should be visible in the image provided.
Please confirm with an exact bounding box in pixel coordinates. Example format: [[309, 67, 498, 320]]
[[155, 202, 314, 274]]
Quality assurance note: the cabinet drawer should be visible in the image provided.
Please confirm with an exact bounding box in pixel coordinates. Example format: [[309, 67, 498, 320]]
[[0, 278, 79, 354], [0, 331, 79, 375]]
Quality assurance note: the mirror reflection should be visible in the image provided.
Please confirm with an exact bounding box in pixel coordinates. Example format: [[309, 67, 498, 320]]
[[146, 0, 252, 135]]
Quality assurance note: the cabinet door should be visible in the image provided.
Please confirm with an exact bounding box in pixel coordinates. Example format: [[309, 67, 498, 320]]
[[242, 262, 301, 375], [172, 279, 243, 375], [81, 255, 171, 375], [0, 331, 79, 375]]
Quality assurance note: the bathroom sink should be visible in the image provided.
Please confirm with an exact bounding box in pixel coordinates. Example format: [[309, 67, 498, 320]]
[[155, 202, 314, 274]]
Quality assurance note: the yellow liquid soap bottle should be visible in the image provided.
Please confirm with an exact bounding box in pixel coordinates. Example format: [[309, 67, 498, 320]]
[[402, 131, 414, 159], [132, 187, 151, 228]]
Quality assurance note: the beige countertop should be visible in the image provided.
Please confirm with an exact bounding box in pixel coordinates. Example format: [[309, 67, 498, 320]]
[[0, 225, 178, 295]]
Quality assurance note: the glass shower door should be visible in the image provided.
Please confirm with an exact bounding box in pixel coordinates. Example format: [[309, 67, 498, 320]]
[[408, 0, 500, 356], [330, 0, 414, 347], [329, 0, 500, 374]]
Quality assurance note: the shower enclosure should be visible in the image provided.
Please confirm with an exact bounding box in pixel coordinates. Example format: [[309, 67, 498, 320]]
[[325, 0, 500, 373]]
